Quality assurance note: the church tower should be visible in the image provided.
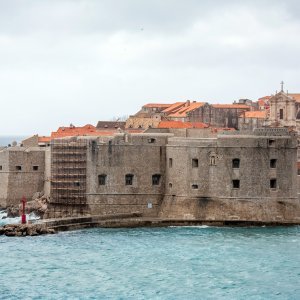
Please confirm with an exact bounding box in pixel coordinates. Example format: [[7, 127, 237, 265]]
[[267, 82, 296, 128]]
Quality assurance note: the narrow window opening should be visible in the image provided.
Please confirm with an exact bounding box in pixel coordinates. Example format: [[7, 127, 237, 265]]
[[98, 174, 107, 185], [125, 174, 134, 185], [268, 139, 275, 146], [74, 181, 80, 187], [169, 183, 173, 188], [270, 159, 277, 168], [169, 158, 173, 168], [192, 159, 199, 168], [148, 138, 156, 143], [192, 184, 198, 189], [33, 166, 39, 171], [209, 155, 216, 166], [270, 179, 277, 189], [16, 166, 22, 171], [279, 109, 283, 120], [232, 159, 240, 169], [0, 166, 2, 170], [152, 174, 161, 185], [232, 180, 240, 189]]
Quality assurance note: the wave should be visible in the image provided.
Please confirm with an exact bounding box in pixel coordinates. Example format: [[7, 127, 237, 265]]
[[0, 210, 40, 226]]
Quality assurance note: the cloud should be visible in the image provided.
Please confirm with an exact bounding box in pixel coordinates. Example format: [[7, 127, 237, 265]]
[[0, 0, 299, 135]]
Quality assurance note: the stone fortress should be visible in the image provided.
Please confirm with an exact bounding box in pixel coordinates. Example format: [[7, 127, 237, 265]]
[[1, 84, 300, 224]]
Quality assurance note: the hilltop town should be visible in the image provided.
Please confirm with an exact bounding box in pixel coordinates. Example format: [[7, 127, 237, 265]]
[[1, 85, 300, 226]]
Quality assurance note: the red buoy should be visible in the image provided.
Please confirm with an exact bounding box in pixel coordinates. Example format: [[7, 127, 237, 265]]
[[21, 196, 27, 224]]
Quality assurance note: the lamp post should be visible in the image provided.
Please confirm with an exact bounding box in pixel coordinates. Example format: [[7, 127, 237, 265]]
[[21, 196, 27, 224]]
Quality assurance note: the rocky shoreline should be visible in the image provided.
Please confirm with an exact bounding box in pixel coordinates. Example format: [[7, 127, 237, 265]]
[[0, 223, 56, 237]]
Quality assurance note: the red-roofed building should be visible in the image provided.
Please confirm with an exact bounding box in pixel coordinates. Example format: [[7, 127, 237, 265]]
[[158, 121, 209, 129], [238, 110, 267, 131]]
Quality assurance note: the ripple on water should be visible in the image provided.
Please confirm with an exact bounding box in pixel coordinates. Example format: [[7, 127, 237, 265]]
[[0, 226, 299, 299]]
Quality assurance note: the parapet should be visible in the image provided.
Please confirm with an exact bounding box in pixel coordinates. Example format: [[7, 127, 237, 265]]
[[254, 128, 291, 136]]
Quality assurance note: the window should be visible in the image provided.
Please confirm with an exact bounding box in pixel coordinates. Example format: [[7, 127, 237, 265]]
[[169, 158, 173, 168], [270, 179, 277, 189], [74, 182, 80, 187], [125, 174, 134, 185], [270, 159, 277, 168], [279, 109, 283, 120], [232, 180, 240, 189], [148, 138, 156, 143], [268, 139, 275, 146], [152, 174, 161, 185], [0, 166, 2, 170], [33, 166, 39, 171], [98, 174, 107, 185], [16, 166, 22, 171], [169, 183, 173, 188], [232, 159, 240, 169], [192, 159, 198, 168], [191, 184, 198, 189]]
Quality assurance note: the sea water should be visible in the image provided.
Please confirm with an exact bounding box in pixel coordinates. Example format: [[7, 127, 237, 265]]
[[0, 210, 40, 226], [0, 226, 299, 299]]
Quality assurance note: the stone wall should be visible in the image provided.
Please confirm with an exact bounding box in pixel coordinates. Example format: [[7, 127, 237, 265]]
[[86, 133, 169, 216], [159, 133, 299, 222], [0, 147, 45, 207], [47, 130, 299, 222]]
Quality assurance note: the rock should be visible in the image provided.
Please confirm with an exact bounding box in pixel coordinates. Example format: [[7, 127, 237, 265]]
[[5, 231, 17, 237], [1, 223, 56, 237], [6, 206, 20, 218], [0, 227, 5, 235]]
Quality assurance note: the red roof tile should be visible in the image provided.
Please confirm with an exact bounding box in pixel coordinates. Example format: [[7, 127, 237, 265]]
[[168, 102, 205, 118], [38, 136, 51, 143], [290, 94, 300, 102], [243, 111, 267, 119], [143, 103, 171, 108], [212, 104, 250, 109], [158, 121, 208, 129]]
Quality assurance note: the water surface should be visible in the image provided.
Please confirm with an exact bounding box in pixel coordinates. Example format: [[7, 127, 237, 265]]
[[0, 226, 299, 299]]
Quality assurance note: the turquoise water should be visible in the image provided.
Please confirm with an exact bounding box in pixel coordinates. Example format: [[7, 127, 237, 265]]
[[1, 226, 300, 299]]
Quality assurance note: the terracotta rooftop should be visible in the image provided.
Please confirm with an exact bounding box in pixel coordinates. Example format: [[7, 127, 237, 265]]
[[212, 104, 250, 109], [162, 102, 186, 114], [289, 94, 300, 102], [168, 102, 205, 118], [38, 136, 51, 143], [143, 103, 171, 108], [158, 121, 209, 129], [243, 111, 267, 119]]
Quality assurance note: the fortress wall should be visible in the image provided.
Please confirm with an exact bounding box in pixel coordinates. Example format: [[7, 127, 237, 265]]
[[86, 134, 168, 216], [0, 151, 9, 208], [160, 134, 298, 221], [6, 148, 45, 206], [158, 196, 300, 222]]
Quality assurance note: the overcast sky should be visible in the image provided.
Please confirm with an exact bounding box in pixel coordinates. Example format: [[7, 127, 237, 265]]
[[1, 0, 300, 135]]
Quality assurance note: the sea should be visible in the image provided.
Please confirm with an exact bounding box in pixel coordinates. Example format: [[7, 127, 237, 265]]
[[0, 224, 299, 299], [0, 136, 27, 147]]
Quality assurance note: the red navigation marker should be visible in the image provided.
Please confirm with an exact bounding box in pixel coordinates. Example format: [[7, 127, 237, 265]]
[[21, 196, 27, 224]]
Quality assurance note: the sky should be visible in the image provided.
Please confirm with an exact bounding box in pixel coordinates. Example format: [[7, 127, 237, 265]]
[[0, 0, 300, 135]]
